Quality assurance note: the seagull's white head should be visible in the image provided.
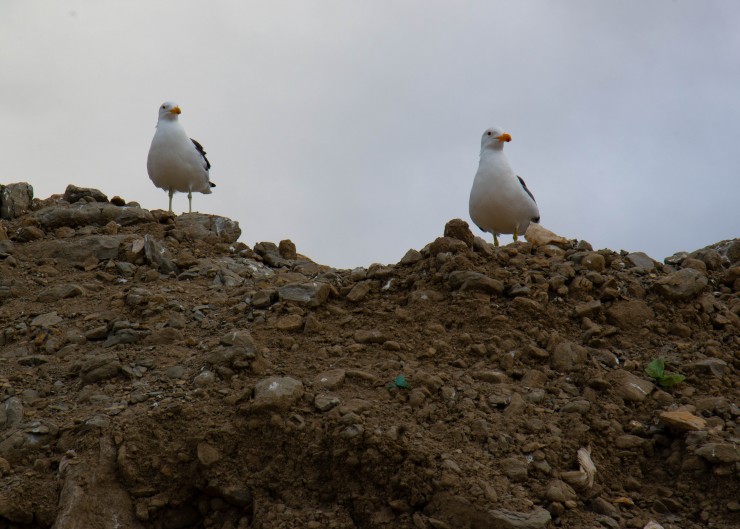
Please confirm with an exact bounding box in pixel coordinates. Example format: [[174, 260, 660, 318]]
[[158, 101, 182, 122], [481, 127, 512, 151]]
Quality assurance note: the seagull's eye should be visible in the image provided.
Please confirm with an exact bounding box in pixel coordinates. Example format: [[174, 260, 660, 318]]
[[487, 131, 492, 136]]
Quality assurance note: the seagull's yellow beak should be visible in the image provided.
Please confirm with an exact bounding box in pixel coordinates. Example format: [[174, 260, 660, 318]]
[[496, 133, 512, 142], [170, 106, 182, 115]]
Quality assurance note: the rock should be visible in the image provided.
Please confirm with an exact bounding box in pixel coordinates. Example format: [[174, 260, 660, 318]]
[[0, 182, 34, 220], [606, 300, 654, 329], [582, 252, 605, 272], [79, 352, 121, 384], [615, 434, 647, 449], [693, 443, 740, 463], [176, 213, 241, 243], [38, 235, 126, 263], [689, 358, 728, 378], [278, 239, 297, 260], [141, 328, 183, 346], [346, 281, 372, 302], [550, 341, 589, 372], [354, 329, 388, 344], [500, 457, 528, 482], [400, 249, 423, 265], [626, 252, 656, 270], [3, 397, 24, 428], [575, 300, 602, 318], [443, 219, 474, 247], [610, 370, 654, 402], [654, 268, 708, 301], [278, 282, 331, 307], [16, 226, 44, 242], [429, 237, 469, 255], [314, 369, 346, 390], [448, 271, 505, 295], [143, 234, 178, 274], [220, 331, 256, 350], [34, 203, 153, 229], [525, 223, 570, 247], [276, 314, 303, 332], [314, 394, 341, 412], [30, 311, 63, 328], [546, 480, 577, 502], [193, 370, 215, 387], [63, 184, 108, 204], [196, 443, 221, 466], [36, 284, 84, 302], [425, 493, 551, 529], [251, 377, 304, 412], [659, 410, 707, 432]]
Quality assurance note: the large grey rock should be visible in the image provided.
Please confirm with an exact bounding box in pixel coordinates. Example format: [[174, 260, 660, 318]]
[[34, 202, 153, 229], [278, 281, 331, 307], [654, 268, 708, 301], [176, 213, 241, 243], [0, 183, 34, 220], [37, 235, 125, 262], [625, 251, 656, 270]]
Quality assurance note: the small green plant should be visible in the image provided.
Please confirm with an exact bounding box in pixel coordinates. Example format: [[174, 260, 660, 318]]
[[645, 358, 685, 387]]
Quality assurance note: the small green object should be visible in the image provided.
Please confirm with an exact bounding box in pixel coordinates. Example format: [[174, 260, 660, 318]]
[[645, 358, 666, 379], [394, 375, 409, 389], [645, 358, 684, 387]]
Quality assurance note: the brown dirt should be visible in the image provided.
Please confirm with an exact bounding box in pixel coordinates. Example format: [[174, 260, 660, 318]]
[[0, 188, 738, 529]]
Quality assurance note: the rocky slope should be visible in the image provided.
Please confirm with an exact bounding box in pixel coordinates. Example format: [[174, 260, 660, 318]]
[[0, 182, 738, 529]]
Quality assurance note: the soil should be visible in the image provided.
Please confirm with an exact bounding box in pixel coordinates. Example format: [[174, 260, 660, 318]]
[[0, 186, 738, 529]]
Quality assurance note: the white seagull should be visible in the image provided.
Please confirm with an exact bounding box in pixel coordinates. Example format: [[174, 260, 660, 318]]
[[469, 127, 540, 246], [147, 102, 215, 213]]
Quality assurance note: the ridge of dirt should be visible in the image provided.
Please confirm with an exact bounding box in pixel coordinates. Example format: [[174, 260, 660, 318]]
[[0, 183, 738, 529]]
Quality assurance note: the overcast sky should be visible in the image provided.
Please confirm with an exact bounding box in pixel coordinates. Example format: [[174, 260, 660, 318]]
[[2, 1, 739, 268]]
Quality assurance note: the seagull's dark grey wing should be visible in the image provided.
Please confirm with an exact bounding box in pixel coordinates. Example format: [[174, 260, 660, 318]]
[[517, 175, 540, 223], [517, 175, 536, 204], [190, 138, 211, 170]]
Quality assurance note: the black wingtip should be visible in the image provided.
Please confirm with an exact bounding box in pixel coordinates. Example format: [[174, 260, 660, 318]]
[[210, 182, 216, 188], [532, 216, 540, 223]]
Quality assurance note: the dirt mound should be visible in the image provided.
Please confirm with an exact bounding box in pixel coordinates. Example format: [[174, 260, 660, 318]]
[[0, 182, 738, 529]]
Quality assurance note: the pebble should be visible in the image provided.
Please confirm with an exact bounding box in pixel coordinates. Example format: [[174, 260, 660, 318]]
[[250, 377, 304, 412]]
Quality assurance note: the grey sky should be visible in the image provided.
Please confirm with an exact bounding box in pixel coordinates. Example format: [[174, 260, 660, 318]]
[[2, 1, 738, 268]]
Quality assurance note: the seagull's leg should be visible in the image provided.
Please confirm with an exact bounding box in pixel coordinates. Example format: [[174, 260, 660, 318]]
[[493, 233, 499, 247], [187, 191, 193, 213], [513, 226, 519, 242], [168, 190, 174, 213]]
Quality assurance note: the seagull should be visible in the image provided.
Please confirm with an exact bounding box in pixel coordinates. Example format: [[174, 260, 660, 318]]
[[469, 127, 540, 246], [147, 102, 215, 213]]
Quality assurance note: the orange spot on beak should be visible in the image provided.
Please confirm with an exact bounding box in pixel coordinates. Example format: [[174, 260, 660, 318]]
[[171, 106, 182, 115], [496, 133, 512, 142]]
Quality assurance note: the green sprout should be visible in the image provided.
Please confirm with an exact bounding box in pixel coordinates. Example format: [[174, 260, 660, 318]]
[[645, 358, 685, 387]]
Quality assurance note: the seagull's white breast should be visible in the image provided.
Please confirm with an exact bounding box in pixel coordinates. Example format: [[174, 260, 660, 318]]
[[469, 149, 539, 235], [147, 121, 211, 194]]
